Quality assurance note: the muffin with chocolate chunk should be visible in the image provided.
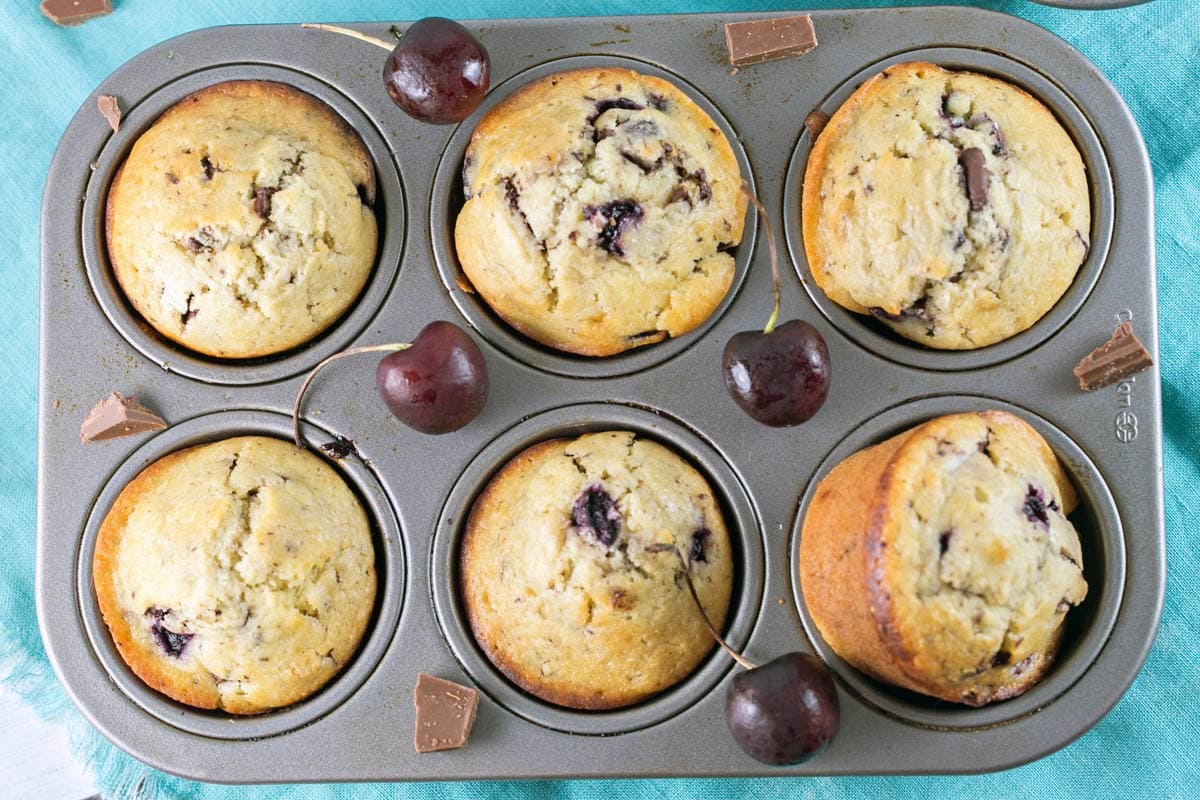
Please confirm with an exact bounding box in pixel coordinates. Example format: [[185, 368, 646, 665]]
[[93, 435, 376, 714], [799, 410, 1087, 706], [802, 62, 1089, 349], [460, 431, 732, 709], [107, 80, 378, 358], [455, 67, 747, 356]]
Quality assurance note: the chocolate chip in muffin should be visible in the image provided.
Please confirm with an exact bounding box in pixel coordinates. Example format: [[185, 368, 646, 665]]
[[958, 147, 989, 211], [253, 186, 276, 219], [589, 97, 644, 125], [968, 114, 1009, 158]]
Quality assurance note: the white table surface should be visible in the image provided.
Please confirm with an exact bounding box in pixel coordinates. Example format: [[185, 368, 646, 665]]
[[0, 684, 98, 800]]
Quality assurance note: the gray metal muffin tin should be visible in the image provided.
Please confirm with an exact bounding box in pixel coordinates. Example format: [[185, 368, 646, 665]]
[[37, 7, 1164, 782]]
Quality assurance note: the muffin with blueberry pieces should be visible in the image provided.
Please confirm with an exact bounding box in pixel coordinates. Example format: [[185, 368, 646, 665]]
[[455, 67, 747, 356], [461, 431, 733, 709], [93, 435, 376, 714]]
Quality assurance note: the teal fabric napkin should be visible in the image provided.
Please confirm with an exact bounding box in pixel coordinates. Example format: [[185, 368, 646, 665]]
[[2, 0, 1196, 797]]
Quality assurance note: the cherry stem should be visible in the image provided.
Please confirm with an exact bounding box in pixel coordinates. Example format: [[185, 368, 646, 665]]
[[300, 22, 397, 51], [292, 343, 412, 450], [740, 184, 781, 336], [653, 544, 757, 671]]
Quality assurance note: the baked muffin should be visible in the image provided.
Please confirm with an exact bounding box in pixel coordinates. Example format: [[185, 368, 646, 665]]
[[93, 435, 376, 714], [802, 62, 1090, 349], [799, 410, 1087, 706], [106, 80, 378, 358], [460, 431, 733, 709], [455, 67, 746, 356]]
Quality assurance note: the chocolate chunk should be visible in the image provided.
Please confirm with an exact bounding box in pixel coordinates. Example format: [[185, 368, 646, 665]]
[[414, 673, 479, 754], [1073, 321, 1154, 391], [253, 187, 276, 219], [804, 109, 830, 142], [80, 393, 167, 442], [186, 225, 217, 253], [40, 0, 112, 26], [869, 299, 927, 323], [958, 147, 988, 211], [572, 483, 622, 547], [97, 95, 121, 133], [620, 149, 660, 174], [724, 14, 818, 67], [181, 293, 197, 325], [968, 114, 1009, 158], [318, 434, 357, 461], [588, 97, 644, 124], [673, 166, 711, 203], [868, 307, 906, 323]]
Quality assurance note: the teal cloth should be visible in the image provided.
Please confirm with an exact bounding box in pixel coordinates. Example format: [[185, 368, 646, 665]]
[[2, 0, 1196, 797]]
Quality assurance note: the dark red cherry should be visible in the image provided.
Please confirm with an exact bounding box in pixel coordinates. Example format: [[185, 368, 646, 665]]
[[383, 17, 490, 124], [376, 321, 488, 434], [725, 652, 840, 765], [722, 319, 830, 426]]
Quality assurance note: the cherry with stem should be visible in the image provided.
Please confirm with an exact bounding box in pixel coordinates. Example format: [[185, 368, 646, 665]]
[[302, 19, 490, 124], [292, 320, 489, 448], [722, 185, 830, 427], [292, 343, 410, 449], [652, 542, 840, 766]]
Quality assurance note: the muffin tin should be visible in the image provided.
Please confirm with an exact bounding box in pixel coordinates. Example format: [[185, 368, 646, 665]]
[[37, 8, 1163, 781]]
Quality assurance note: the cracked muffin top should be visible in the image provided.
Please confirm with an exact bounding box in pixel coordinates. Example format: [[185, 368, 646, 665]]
[[455, 67, 747, 356], [460, 431, 733, 709], [800, 410, 1087, 705], [106, 80, 378, 359], [93, 435, 376, 714], [802, 62, 1090, 349]]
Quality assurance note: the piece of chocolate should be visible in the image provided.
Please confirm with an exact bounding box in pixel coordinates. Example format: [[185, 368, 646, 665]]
[[804, 109, 830, 142], [80, 393, 167, 442], [97, 95, 121, 133], [253, 187, 276, 219], [414, 673, 480, 753], [725, 15, 818, 67], [1073, 321, 1154, 391], [40, 0, 113, 27], [318, 434, 358, 461], [958, 147, 988, 211]]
